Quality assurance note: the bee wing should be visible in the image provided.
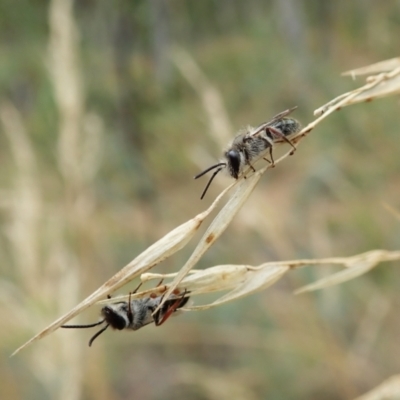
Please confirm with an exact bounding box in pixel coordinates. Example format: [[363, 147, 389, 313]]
[[247, 121, 272, 138], [266, 106, 298, 125], [153, 295, 189, 326], [249, 106, 298, 138]]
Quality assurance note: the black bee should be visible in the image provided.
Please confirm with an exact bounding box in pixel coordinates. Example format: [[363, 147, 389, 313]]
[[61, 291, 189, 346], [195, 107, 301, 199]]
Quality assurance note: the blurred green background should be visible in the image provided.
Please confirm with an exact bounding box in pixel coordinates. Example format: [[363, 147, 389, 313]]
[[1, 1, 400, 399]]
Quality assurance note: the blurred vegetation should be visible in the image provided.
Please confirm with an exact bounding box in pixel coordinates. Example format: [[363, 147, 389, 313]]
[[1, 1, 400, 399]]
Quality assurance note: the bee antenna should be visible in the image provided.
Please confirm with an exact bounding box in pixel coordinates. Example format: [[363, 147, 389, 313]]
[[199, 166, 224, 200], [194, 162, 226, 179], [61, 320, 105, 329], [88, 324, 110, 347]]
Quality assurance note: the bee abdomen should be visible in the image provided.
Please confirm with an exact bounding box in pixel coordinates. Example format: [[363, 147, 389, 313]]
[[272, 118, 301, 137]]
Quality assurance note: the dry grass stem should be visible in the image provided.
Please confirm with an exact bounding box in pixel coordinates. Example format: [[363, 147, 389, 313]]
[[186, 264, 289, 310], [382, 202, 400, 222], [171, 47, 233, 146], [343, 57, 400, 75], [97, 249, 400, 310], [12, 57, 400, 357], [155, 167, 265, 313], [49, 0, 84, 188], [11, 183, 232, 355], [294, 250, 400, 294], [0, 102, 41, 292], [315, 57, 400, 115], [96, 265, 249, 305], [354, 374, 400, 400]]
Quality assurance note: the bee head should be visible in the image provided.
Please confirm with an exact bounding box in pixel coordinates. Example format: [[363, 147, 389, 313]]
[[225, 150, 241, 179], [101, 303, 129, 330], [61, 301, 132, 347]]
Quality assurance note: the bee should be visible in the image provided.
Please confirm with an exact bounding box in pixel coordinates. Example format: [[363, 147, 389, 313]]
[[61, 287, 189, 347], [195, 107, 301, 199]]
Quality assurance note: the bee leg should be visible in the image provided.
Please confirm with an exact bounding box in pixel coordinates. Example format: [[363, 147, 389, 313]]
[[243, 163, 256, 179], [267, 126, 297, 155], [269, 147, 275, 167], [243, 149, 256, 172], [132, 281, 144, 293], [263, 157, 271, 164], [127, 281, 144, 322], [127, 291, 133, 323], [259, 137, 275, 167], [247, 163, 256, 174]]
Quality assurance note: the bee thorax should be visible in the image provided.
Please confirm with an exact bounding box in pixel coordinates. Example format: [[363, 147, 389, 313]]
[[129, 297, 159, 330]]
